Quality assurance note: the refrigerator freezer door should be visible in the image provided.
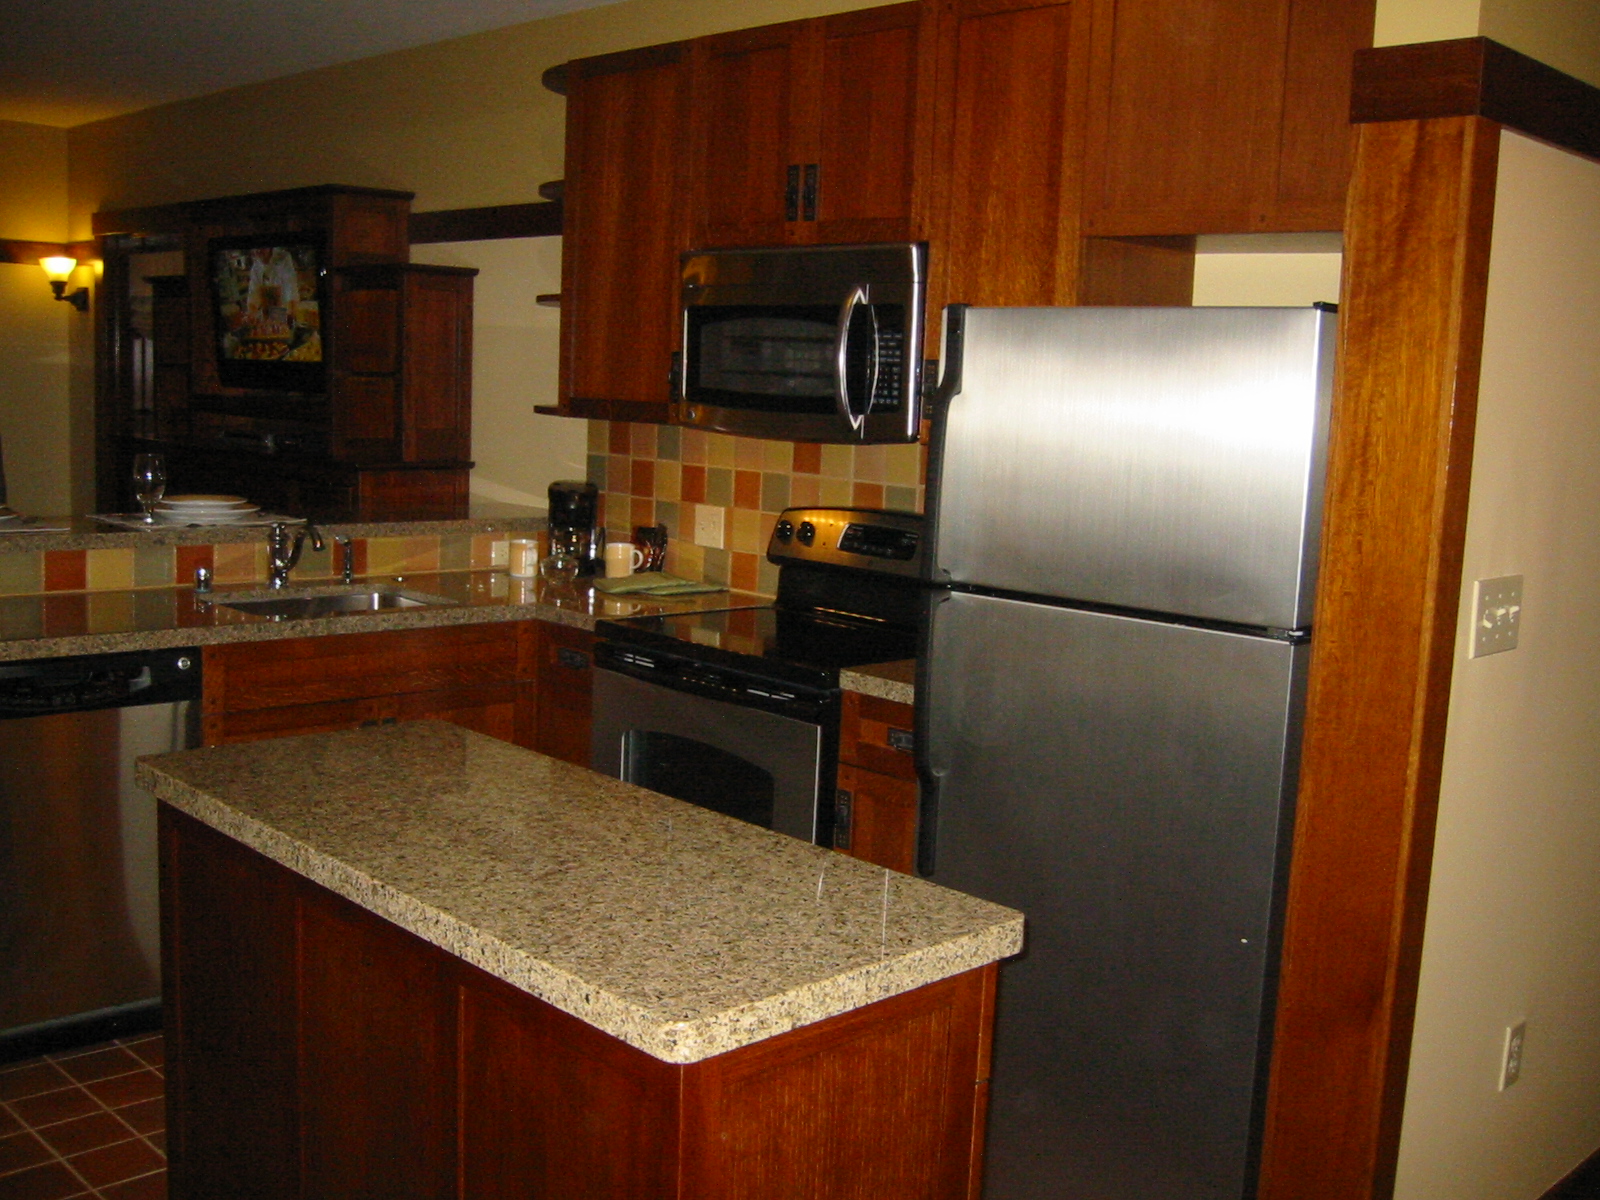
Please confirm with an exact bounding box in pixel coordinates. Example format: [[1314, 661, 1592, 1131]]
[[919, 589, 1306, 1199], [930, 306, 1335, 629]]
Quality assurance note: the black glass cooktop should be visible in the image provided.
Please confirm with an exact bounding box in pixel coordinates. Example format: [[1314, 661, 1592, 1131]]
[[595, 605, 917, 691]]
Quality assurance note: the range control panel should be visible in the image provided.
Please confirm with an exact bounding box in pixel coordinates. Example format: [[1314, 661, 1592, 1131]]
[[767, 507, 924, 578]]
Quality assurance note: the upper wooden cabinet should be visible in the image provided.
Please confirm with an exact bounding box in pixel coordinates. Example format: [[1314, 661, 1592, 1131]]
[[558, 44, 691, 420], [924, 0, 1092, 321], [688, 4, 937, 249], [1080, 0, 1374, 235]]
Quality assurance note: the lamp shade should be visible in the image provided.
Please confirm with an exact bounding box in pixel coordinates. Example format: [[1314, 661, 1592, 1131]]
[[40, 256, 77, 283]]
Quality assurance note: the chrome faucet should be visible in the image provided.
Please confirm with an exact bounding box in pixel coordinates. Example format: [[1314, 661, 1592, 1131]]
[[267, 521, 325, 589]]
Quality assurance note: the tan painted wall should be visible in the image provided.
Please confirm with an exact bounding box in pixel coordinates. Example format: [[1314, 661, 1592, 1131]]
[[1374, 0, 1600, 87], [60, 0, 882, 511], [1393, 130, 1600, 1200], [0, 119, 73, 515]]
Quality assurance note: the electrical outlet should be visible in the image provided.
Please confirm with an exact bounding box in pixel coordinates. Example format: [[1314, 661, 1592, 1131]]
[[693, 504, 725, 550], [1500, 1021, 1526, 1090], [1471, 575, 1523, 658]]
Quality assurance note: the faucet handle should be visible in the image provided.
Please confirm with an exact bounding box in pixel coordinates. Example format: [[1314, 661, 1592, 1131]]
[[335, 534, 355, 584]]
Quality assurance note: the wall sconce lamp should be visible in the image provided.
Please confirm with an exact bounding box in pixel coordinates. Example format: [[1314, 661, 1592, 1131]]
[[41, 256, 89, 311]]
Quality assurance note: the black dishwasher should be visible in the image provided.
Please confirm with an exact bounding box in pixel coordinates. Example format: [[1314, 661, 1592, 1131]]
[[0, 647, 200, 1061]]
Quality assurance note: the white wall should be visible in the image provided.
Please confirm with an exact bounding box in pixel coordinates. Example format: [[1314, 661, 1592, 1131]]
[[1394, 130, 1600, 1200], [408, 237, 586, 506]]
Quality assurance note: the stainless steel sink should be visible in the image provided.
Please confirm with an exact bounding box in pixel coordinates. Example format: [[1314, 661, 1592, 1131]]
[[218, 588, 455, 621]]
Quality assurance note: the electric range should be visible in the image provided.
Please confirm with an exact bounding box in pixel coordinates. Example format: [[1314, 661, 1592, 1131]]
[[590, 507, 923, 844]]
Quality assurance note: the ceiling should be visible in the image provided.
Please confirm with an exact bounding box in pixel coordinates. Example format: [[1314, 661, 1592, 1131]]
[[2, 0, 624, 128]]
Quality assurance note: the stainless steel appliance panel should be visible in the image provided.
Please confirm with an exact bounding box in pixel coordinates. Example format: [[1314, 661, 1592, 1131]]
[[930, 306, 1335, 629], [680, 243, 926, 443], [0, 695, 196, 1039], [918, 588, 1306, 1199], [592, 668, 827, 843]]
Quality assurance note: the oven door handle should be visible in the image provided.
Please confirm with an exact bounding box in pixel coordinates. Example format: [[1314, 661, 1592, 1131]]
[[834, 284, 878, 437]]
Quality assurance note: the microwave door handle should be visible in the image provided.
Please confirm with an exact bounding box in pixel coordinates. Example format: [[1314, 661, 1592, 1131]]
[[834, 285, 871, 435]]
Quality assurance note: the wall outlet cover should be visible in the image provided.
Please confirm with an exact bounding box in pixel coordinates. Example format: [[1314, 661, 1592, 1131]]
[[1471, 575, 1523, 658], [693, 504, 725, 550], [1500, 1021, 1526, 1091]]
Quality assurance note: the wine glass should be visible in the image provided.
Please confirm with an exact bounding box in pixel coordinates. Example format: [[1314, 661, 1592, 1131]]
[[131, 453, 167, 523]]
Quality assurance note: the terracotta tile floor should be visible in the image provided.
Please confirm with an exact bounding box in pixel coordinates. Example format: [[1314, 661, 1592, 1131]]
[[0, 1036, 165, 1200]]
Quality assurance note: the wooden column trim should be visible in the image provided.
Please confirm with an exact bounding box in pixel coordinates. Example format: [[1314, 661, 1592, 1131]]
[[1257, 114, 1502, 1200], [407, 201, 563, 244], [1352, 37, 1600, 162]]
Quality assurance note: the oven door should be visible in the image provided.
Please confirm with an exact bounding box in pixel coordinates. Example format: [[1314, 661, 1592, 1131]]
[[591, 667, 830, 844]]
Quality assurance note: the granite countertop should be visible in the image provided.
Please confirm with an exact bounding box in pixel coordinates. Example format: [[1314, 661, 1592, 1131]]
[[0, 571, 764, 662], [840, 659, 916, 705], [138, 721, 1022, 1064]]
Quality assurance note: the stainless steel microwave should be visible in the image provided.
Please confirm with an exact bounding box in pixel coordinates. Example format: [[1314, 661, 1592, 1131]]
[[678, 243, 927, 443]]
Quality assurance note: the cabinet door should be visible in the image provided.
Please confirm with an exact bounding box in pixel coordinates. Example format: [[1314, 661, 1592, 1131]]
[[836, 763, 919, 875], [810, 3, 937, 245], [560, 43, 690, 418], [534, 622, 594, 767], [925, 0, 1092, 334], [1080, 0, 1372, 235], [690, 21, 809, 248]]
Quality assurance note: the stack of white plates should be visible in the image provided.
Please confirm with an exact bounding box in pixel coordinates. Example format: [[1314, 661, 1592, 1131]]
[[153, 495, 261, 525]]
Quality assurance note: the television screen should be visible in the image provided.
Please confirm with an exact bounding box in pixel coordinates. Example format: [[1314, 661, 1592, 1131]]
[[210, 235, 326, 392]]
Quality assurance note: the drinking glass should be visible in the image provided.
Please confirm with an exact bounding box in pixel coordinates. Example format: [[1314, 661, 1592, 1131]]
[[131, 453, 167, 523]]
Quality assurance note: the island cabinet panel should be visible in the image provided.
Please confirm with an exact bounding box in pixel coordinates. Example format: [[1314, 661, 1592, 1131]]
[[299, 891, 459, 1197], [160, 804, 999, 1199], [836, 690, 921, 874], [688, 3, 935, 250], [558, 43, 691, 419], [1079, 0, 1373, 235], [160, 814, 300, 1200], [201, 623, 524, 746], [459, 974, 682, 1197]]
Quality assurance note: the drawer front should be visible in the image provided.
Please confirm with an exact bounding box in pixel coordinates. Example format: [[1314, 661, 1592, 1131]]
[[838, 689, 916, 780]]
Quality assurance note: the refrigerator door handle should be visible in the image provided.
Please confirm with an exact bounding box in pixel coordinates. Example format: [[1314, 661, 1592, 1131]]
[[834, 284, 876, 435], [913, 597, 946, 876]]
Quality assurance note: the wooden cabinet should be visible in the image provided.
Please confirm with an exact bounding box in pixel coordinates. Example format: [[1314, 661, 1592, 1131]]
[[530, 621, 595, 767], [161, 804, 997, 1199], [689, 3, 937, 249], [556, 44, 691, 421], [200, 618, 592, 767], [923, 0, 1093, 326], [1079, 0, 1374, 235], [97, 186, 477, 520], [328, 263, 475, 464], [835, 690, 920, 874], [200, 622, 526, 747]]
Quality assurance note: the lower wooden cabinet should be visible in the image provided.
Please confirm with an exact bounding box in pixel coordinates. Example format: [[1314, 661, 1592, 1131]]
[[201, 618, 594, 764], [161, 806, 997, 1199], [835, 690, 920, 874]]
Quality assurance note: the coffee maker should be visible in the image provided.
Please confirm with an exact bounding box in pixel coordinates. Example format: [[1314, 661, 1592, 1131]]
[[546, 480, 599, 576]]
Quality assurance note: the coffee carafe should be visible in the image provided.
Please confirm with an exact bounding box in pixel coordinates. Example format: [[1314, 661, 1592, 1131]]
[[546, 480, 599, 577]]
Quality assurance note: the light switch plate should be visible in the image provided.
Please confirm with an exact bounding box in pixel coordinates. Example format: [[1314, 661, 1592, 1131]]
[[1471, 575, 1523, 658]]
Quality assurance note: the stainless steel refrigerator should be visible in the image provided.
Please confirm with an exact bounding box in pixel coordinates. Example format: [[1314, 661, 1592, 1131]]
[[916, 304, 1336, 1199]]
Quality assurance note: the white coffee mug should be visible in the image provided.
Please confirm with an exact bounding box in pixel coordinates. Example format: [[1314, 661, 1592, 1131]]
[[508, 538, 538, 578], [604, 541, 646, 578]]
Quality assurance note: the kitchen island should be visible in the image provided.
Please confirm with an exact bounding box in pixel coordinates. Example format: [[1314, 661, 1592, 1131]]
[[139, 721, 1022, 1198]]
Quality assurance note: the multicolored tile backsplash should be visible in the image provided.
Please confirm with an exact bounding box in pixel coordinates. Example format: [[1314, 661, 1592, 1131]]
[[586, 421, 927, 595]]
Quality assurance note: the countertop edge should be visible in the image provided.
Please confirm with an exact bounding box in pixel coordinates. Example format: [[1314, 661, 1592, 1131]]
[[839, 661, 917, 706], [140, 756, 1023, 1065]]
